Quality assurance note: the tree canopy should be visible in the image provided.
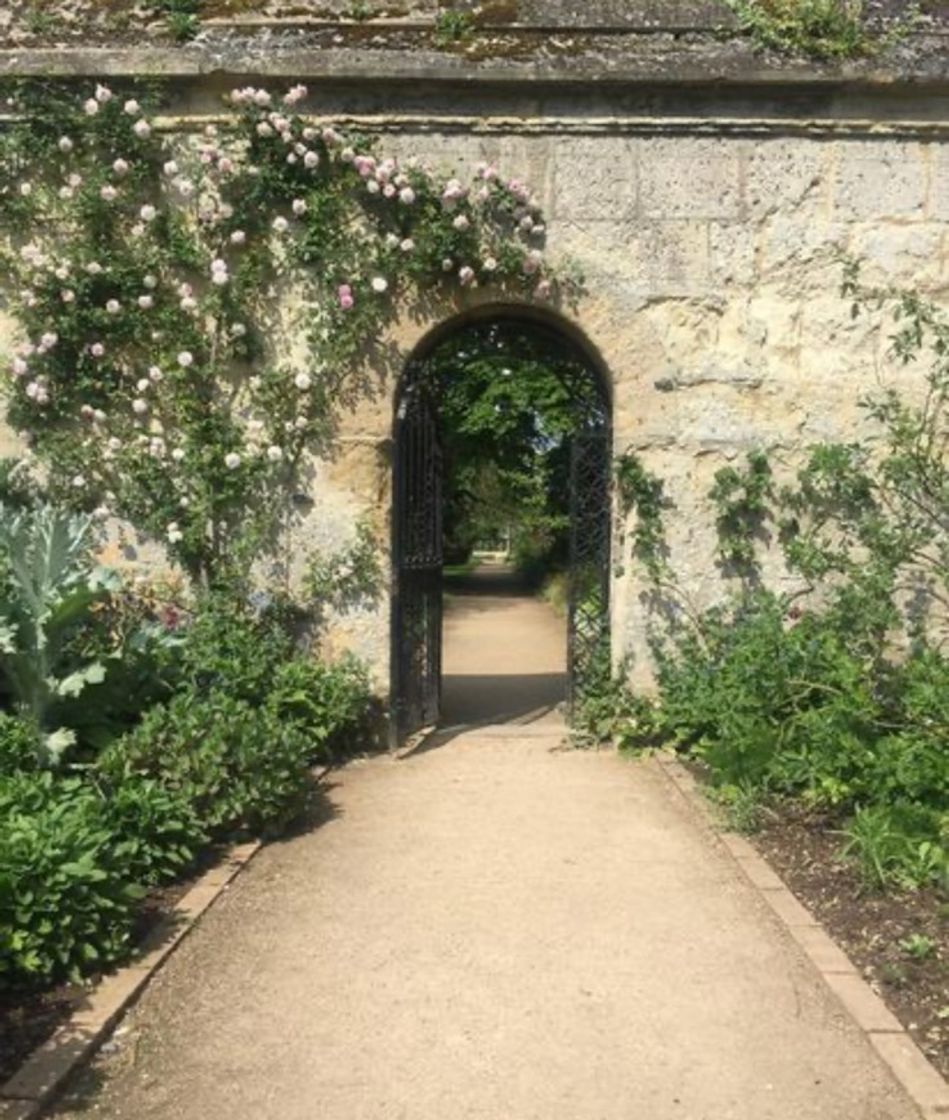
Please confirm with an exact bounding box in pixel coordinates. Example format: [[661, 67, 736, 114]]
[[416, 321, 603, 569]]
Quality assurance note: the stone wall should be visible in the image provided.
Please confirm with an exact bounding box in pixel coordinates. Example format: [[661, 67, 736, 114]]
[[0, 44, 946, 694], [321, 115, 947, 687]]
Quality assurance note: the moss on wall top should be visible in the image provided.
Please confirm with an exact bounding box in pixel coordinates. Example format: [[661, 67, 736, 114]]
[[0, 0, 945, 84]]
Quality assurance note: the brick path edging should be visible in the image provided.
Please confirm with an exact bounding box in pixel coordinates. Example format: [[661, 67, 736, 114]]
[[653, 752, 949, 1120], [0, 840, 263, 1120]]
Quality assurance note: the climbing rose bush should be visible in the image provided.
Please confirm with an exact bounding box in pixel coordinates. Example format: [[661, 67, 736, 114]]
[[0, 81, 567, 584]]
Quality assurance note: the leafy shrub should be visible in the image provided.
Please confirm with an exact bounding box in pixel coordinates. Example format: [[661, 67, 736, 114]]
[[841, 805, 948, 891], [0, 594, 363, 989], [151, 0, 202, 41], [173, 593, 296, 704], [266, 654, 372, 761], [0, 458, 40, 511], [100, 689, 315, 838], [649, 591, 945, 801], [100, 778, 206, 887], [540, 570, 568, 617], [0, 772, 141, 987], [0, 713, 41, 774], [571, 649, 660, 749], [434, 9, 473, 46], [635, 593, 948, 886], [652, 591, 797, 783], [726, 0, 882, 59], [168, 591, 374, 754], [867, 649, 949, 807], [709, 781, 768, 835], [59, 584, 186, 752], [511, 530, 566, 591]]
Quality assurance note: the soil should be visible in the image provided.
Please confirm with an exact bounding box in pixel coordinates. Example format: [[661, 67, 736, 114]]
[[752, 803, 948, 1079], [0, 851, 221, 1086], [0, 983, 81, 1086]]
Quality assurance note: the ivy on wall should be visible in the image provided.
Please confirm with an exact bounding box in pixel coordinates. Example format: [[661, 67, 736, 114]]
[[614, 450, 670, 585], [0, 80, 571, 587]]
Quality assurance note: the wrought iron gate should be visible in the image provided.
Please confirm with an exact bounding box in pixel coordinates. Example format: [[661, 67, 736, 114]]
[[391, 318, 611, 744], [566, 424, 612, 709], [391, 377, 443, 743]]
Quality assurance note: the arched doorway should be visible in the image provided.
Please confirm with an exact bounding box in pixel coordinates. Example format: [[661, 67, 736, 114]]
[[391, 308, 611, 745]]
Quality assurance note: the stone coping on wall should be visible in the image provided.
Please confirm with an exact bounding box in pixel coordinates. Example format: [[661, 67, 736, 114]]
[[3, 42, 949, 142], [0, 4, 949, 90], [0, 38, 945, 89], [3, 0, 947, 85]]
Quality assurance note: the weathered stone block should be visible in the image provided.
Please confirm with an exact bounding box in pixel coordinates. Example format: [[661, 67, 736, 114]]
[[756, 213, 849, 283], [208, 0, 435, 14], [637, 137, 744, 221], [552, 138, 637, 221], [790, 377, 877, 443], [745, 140, 829, 222], [745, 295, 802, 366], [610, 220, 712, 297], [798, 296, 879, 378], [382, 133, 489, 179], [486, 0, 735, 26], [709, 220, 755, 290], [668, 385, 797, 452], [833, 140, 927, 222], [847, 222, 949, 289], [929, 146, 949, 220]]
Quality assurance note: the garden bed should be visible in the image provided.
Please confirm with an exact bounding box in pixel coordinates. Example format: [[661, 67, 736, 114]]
[[0, 850, 220, 1086], [751, 804, 948, 1079]]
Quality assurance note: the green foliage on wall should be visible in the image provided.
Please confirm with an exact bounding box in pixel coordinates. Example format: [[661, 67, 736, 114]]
[[614, 450, 670, 584], [0, 79, 568, 591], [580, 269, 948, 893]]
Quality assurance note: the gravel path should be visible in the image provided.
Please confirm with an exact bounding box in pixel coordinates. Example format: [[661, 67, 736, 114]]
[[441, 564, 566, 727], [49, 582, 920, 1120]]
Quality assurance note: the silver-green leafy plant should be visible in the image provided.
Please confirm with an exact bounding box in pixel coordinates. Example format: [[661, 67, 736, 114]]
[[0, 503, 120, 765]]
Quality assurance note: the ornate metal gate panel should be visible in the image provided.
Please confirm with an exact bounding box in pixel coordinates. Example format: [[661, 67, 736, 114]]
[[391, 378, 442, 744], [567, 422, 612, 711], [392, 317, 611, 742]]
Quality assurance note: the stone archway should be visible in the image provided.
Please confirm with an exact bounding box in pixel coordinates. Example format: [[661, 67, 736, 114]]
[[390, 305, 612, 745]]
